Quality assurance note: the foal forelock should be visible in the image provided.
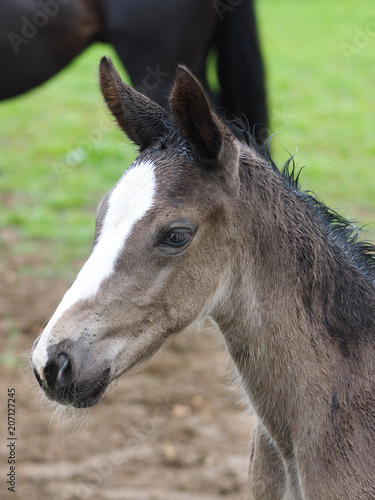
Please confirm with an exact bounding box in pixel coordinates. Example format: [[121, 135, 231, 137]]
[[32, 160, 156, 371]]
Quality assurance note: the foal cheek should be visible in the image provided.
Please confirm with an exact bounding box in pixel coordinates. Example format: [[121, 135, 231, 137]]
[[163, 252, 224, 324]]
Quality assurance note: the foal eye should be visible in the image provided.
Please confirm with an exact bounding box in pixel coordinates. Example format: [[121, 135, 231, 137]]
[[161, 230, 192, 248], [158, 221, 196, 252]]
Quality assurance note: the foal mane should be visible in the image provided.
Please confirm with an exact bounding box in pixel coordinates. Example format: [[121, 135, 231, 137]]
[[228, 117, 375, 284]]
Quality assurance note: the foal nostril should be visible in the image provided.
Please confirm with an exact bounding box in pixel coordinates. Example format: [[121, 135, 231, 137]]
[[57, 353, 72, 386], [44, 353, 72, 389]]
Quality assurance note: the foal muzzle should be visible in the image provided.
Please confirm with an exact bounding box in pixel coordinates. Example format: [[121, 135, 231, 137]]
[[31, 337, 111, 408]]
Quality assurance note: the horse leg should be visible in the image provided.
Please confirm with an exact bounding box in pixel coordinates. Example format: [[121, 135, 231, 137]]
[[249, 424, 288, 500], [103, 0, 216, 108]]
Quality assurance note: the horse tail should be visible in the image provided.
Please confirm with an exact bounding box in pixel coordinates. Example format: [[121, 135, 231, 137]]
[[215, 0, 268, 143]]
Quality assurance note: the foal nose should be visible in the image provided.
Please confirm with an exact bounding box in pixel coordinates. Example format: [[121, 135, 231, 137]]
[[35, 353, 72, 390]]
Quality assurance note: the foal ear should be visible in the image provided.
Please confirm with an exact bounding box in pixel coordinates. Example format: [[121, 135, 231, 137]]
[[99, 57, 168, 150], [170, 66, 237, 168]]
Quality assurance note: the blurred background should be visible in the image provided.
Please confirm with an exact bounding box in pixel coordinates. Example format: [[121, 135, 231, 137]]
[[0, 1, 374, 499]]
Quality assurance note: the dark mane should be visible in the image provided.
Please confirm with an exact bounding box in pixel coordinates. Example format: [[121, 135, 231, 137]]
[[228, 118, 375, 284]]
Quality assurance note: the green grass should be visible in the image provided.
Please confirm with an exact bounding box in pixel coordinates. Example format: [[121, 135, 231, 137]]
[[257, 0, 375, 223], [0, 44, 136, 276], [0, 1, 374, 278]]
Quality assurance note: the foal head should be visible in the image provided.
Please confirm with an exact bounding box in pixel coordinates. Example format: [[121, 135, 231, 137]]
[[31, 57, 241, 408]]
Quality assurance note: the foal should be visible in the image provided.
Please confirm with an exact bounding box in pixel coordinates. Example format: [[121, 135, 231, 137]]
[[31, 57, 375, 499]]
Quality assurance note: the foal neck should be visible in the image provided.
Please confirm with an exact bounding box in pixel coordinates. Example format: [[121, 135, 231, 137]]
[[210, 144, 375, 447]]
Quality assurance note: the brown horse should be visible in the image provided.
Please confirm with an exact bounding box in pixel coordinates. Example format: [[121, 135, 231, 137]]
[[31, 58, 375, 498], [0, 0, 267, 142]]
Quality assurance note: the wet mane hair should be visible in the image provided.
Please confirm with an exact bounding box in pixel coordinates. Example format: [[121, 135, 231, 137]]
[[228, 117, 375, 285]]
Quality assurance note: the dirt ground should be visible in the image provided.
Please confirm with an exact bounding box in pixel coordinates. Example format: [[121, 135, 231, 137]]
[[0, 240, 254, 500]]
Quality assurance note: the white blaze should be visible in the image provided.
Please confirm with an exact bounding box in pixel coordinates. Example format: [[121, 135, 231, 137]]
[[32, 160, 156, 374]]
